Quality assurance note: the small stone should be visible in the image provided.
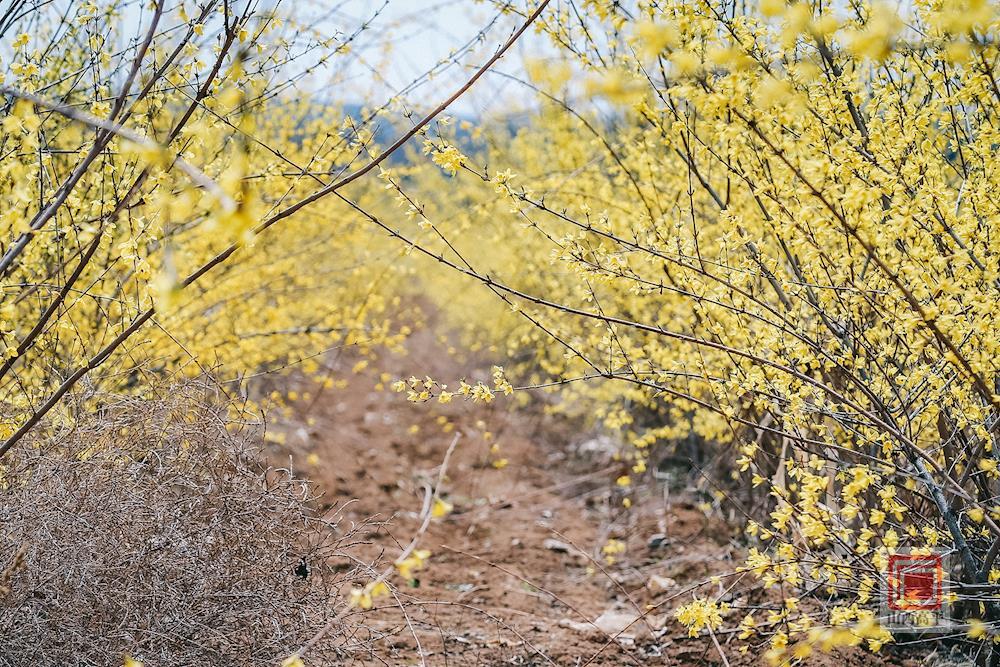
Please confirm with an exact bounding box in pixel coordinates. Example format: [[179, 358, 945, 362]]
[[648, 575, 677, 593], [593, 608, 640, 636], [543, 538, 571, 553]]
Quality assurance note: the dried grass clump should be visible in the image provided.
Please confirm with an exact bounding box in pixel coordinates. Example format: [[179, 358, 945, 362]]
[[0, 383, 358, 666]]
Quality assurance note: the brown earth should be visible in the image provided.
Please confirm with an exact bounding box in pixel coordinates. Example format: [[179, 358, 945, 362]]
[[262, 337, 932, 666]]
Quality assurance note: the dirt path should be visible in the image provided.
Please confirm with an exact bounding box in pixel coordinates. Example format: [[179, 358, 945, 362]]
[[263, 341, 922, 666]]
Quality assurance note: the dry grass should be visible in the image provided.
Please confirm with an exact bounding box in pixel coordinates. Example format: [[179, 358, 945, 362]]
[[0, 382, 362, 666]]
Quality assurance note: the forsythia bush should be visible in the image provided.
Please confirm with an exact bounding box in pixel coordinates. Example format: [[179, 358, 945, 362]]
[[0, 1, 415, 446], [3, 0, 1000, 663], [367, 0, 1000, 661]]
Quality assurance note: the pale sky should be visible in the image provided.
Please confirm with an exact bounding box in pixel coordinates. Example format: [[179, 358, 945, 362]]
[[313, 0, 546, 116], [105, 0, 547, 118]]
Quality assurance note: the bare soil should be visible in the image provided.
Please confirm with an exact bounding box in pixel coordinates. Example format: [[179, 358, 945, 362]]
[[263, 337, 929, 666]]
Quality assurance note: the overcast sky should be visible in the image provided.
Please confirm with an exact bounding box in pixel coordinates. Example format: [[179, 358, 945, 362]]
[[316, 0, 546, 116], [104, 0, 547, 117]]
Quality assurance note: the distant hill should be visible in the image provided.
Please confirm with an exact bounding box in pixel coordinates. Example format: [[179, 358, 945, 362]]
[[335, 102, 533, 164]]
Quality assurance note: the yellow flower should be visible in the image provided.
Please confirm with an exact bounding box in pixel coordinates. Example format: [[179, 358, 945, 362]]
[[846, 4, 901, 61], [349, 579, 390, 610], [760, 0, 785, 17], [634, 20, 677, 57], [675, 597, 725, 637], [431, 497, 453, 518], [424, 141, 466, 176], [668, 50, 700, 77], [349, 587, 373, 610], [395, 549, 431, 580]]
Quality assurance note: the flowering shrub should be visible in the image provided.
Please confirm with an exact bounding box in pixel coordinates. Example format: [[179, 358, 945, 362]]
[[351, 0, 1000, 661], [2, 0, 1000, 663], [0, 1, 416, 449]]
